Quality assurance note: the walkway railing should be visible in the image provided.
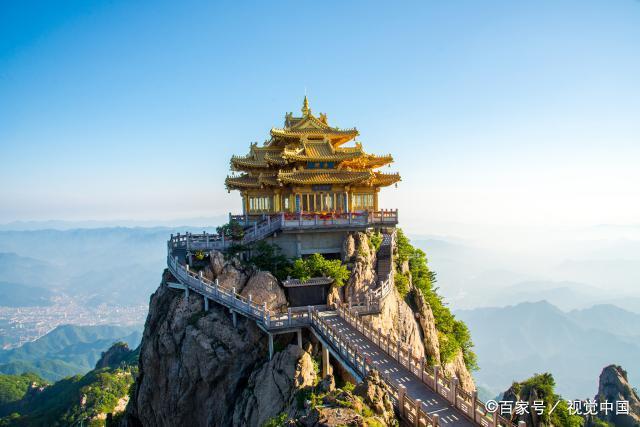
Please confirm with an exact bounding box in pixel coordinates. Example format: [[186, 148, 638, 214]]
[[166, 250, 511, 427], [167, 255, 310, 330], [336, 305, 513, 427]]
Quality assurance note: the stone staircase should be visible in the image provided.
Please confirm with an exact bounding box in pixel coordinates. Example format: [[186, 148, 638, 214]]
[[376, 232, 394, 282]]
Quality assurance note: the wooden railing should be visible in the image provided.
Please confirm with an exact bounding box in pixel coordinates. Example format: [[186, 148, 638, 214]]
[[336, 305, 514, 427]]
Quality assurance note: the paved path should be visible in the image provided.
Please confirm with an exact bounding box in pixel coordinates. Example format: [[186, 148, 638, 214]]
[[320, 311, 474, 426]]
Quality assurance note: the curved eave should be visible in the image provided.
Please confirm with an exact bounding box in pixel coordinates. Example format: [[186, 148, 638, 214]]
[[230, 157, 270, 170], [277, 170, 372, 185], [370, 172, 401, 187], [339, 155, 394, 170], [225, 175, 260, 190]]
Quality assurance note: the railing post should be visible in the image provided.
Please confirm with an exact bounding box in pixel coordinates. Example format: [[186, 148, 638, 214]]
[[397, 339, 401, 361], [421, 357, 426, 382], [398, 384, 407, 418], [433, 365, 440, 393], [288, 308, 292, 326], [378, 328, 382, 347], [450, 377, 459, 405], [472, 390, 478, 419], [414, 399, 422, 427]]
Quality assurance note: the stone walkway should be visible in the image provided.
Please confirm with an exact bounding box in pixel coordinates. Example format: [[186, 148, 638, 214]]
[[321, 311, 475, 426]]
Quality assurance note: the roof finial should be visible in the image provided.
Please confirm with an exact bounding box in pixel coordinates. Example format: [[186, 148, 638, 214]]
[[302, 95, 311, 116]]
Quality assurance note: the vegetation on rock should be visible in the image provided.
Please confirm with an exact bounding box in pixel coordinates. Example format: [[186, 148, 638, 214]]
[[289, 254, 350, 287], [505, 373, 583, 427], [0, 343, 138, 426], [394, 229, 478, 371]]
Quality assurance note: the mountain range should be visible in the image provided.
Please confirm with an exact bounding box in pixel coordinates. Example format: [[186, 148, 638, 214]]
[[455, 301, 640, 399], [0, 324, 142, 381]]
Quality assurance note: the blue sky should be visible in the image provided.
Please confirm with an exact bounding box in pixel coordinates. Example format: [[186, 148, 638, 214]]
[[1, 0, 639, 231]]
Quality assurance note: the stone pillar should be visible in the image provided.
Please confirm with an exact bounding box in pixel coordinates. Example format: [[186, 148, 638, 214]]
[[204, 296, 209, 311], [268, 333, 274, 360], [432, 414, 440, 426], [297, 329, 303, 348], [374, 188, 380, 212], [472, 390, 478, 419], [414, 399, 422, 426], [231, 310, 237, 328], [518, 422, 526, 427], [434, 365, 440, 393], [450, 377, 459, 404], [397, 384, 407, 417], [322, 345, 330, 378]]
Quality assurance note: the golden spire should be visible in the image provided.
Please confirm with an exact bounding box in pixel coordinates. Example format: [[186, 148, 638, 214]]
[[302, 95, 311, 116]]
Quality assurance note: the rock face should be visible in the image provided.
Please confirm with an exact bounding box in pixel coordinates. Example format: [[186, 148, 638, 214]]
[[593, 365, 640, 427], [123, 270, 396, 427], [354, 370, 396, 425], [411, 284, 441, 365], [95, 342, 134, 369], [344, 232, 377, 300], [240, 270, 288, 312], [232, 345, 316, 426], [123, 271, 268, 426]]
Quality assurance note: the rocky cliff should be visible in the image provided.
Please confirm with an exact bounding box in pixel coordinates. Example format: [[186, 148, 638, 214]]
[[124, 230, 476, 425], [589, 365, 640, 427], [343, 231, 476, 393], [123, 263, 396, 426]]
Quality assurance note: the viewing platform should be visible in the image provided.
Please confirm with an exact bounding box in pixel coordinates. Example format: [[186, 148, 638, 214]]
[[169, 209, 398, 253]]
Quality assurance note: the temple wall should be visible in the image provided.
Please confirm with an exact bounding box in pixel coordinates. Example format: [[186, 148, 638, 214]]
[[265, 230, 350, 258]]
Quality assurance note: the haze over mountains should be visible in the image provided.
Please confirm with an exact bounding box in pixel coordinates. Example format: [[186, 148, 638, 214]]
[[0, 221, 638, 400]]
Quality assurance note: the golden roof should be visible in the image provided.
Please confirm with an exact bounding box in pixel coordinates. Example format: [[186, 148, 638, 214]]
[[277, 170, 372, 185], [225, 174, 260, 189], [371, 172, 401, 186], [226, 98, 401, 189], [282, 140, 364, 162], [230, 144, 282, 170], [225, 172, 283, 190], [339, 153, 394, 170], [270, 98, 358, 146]]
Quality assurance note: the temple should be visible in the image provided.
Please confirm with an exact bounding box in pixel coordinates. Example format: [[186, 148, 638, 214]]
[[225, 96, 401, 216]]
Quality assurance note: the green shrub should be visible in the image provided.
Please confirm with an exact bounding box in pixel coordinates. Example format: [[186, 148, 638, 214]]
[[247, 241, 291, 280], [262, 412, 288, 427], [289, 254, 350, 287], [369, 231, 383, 252], [217, 220, 245, 241]]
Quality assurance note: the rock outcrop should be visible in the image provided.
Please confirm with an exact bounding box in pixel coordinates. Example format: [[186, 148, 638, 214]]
[[232, 345, 316, 426], [95, 342, 134, 369], [354, 370, 396, 425], [240, 270, 288, 312], [344, 232, 377, 302], [591, 365, 640, 427], [123, 270, 397, 427]]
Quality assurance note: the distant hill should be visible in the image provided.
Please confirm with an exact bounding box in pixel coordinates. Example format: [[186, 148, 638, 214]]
[[0, 227, 215, 305], [0, 324, 142, 381], [0, 253, 64, 290], [0, 282, 54, 307], [0, 343, 138, 424], [455, 301, 640, 399]]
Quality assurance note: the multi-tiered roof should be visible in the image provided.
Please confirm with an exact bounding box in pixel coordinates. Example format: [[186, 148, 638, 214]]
[[225, 97, 401, 192]]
